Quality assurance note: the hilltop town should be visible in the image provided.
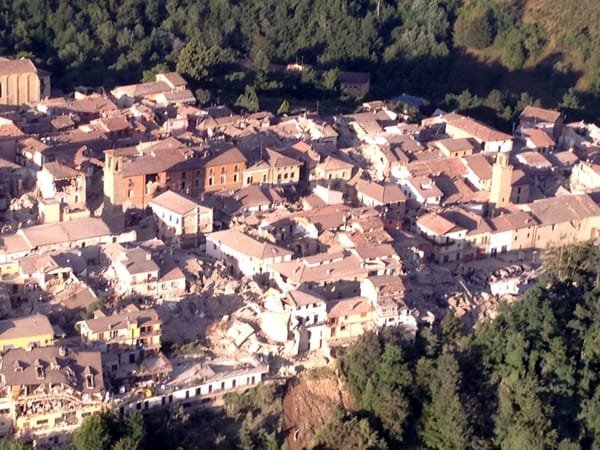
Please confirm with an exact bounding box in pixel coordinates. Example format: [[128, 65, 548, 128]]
[[1, 56, 600, 447]]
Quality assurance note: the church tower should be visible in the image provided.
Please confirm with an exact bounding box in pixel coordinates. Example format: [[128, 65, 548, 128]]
[[101, 151, 125, 232], [488, 152, 513, 217]]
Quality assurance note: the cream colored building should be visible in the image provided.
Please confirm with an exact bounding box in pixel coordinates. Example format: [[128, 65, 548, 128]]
[[0, 57, 50, 106]]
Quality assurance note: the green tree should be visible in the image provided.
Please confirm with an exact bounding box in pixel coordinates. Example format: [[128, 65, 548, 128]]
[[420, 353, 473, 450], [195, 88, 211, 105], [0, 439, 32, 450], [112, 436, 139, 450], [559, 88, 582, 110], [338, 331, 382, 400], [73, 415, 112, 450], [502, 29, 526, 70], [312, 412, 388, 450], [235, 85, 260, 112], [361, 345, 412, 442], [277, 99, 290, 115], [454, 8, 494, 49], [321, 68, 340, 91], [176, 42, 233, 82], [125, 410, 145, 447], [141, 63, 170, 82]]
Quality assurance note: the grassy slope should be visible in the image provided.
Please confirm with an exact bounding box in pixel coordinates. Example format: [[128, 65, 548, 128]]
[[461, 0, 599, 100], [527, 0, 600, 82]]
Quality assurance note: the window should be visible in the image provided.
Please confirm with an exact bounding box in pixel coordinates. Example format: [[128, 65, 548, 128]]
[[234, 165, 239, 172], [247, 176, 253, 184], [221, 166, 226, 174], [220, 175, 226, 184], [86, 374, 95, 389], [233, 173, 238, 183], [262, 174, 267, 183], [208, 177, 214, 186]]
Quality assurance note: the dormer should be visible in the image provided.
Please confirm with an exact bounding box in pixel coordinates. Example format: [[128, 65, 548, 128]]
[[65, 366, 75, 383], [13, 360, 24, 372], [34, 359, 45, 380], [50, 357, 60, 371]]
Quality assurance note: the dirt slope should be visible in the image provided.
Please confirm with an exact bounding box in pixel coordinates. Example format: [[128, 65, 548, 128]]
[[282, 368, 354, 450]]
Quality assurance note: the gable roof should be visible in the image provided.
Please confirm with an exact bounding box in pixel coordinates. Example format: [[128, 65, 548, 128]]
[[43, 161, 82, 180], [443, 113, 512, 142], [417, 212, 464, 236], [119, 248, 159, 275], [150, 190, 209, 216], [207, 229, 293, 260], [18, 217, 111, 248], [355, 179, 406, 204], [0, 347, 103, 393], [0, 314, 53, 342], [285, 289, 326, 308], [0, 57, 38, 76], [107, 138, 190, 177], [527, 193, 600, 225], [520, 105, 562, 124], [318, 155, 354, 171], [462, 153, 493, 180], [327, 296, 372, 317], [264, 148, 303, 168], [157, 72, 187, 88], [523, 128, 555, 148], [204, 147, 247, 168], [270, 252, 365, 284], [490, 211, 538, 233], [112, 81, 170, 98], [81, 305, 160, 334]]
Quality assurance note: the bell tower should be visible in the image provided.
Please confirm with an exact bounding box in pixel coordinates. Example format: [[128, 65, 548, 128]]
[[488, 152, 513, 217], [102, 151, 125, 232]]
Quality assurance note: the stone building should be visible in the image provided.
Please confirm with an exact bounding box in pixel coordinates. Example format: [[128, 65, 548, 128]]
[[0, 57, 51, 106]]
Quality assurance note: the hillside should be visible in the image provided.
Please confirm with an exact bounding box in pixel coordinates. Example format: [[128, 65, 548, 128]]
[[0, 0, 598, 119]]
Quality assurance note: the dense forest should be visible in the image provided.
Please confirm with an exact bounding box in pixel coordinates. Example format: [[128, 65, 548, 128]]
[[5, 241, 600, 449], [0, 0, 599, 121]]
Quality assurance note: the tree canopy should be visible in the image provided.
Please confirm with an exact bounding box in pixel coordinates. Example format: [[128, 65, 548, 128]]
[[335, 241, 600, 449], [0, 0, 598, 119]]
